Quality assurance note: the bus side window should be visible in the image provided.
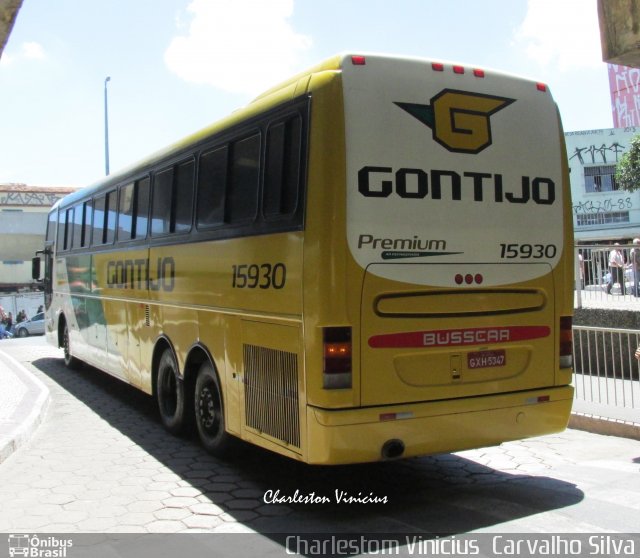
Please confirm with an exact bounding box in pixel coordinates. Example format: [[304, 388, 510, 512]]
[[63, 208, 73, 251], [104, 190, 117, 244], [46, 211, 58, 244], [118, 183, 135, 242], [227, 133, 260, 224], [196, 146, 228, 230], [174, 160, 194, 233], [135, 177, 150, 239], [93, 193, 115, 245], [92, 195, 106, 245], [71, 203, 84, 249], [117, 177, 150, 241], [82, 201, 92, 247], [152, 168, 173, 236], [264, 115, 302, 218]]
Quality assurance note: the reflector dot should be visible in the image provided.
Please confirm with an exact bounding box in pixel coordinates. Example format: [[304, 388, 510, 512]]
[[465, 274, 473, 284]]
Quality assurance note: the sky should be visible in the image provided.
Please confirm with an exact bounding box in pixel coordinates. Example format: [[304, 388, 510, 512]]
[[0, 0, 614, 187]]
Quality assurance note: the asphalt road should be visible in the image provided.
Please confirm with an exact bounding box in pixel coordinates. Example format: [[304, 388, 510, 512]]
[[0, 337, 639, 549]]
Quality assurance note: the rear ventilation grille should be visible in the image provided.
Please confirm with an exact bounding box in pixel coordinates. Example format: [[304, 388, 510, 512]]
[[243, 344, 300, 448]]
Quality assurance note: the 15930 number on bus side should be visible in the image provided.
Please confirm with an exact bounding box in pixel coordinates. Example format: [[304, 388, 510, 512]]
[[231, 263, 287, 289]]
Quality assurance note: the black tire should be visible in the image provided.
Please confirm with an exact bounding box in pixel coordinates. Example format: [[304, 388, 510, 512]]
[[62, 321, 81, 369], [17, 328, 28, 338], [156, 349, 186, 435], [194, 361, 234, 455]]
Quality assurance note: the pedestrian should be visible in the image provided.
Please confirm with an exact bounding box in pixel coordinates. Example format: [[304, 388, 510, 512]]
[[0, 307, 10, 339], [631, 238, 640, 297], [606, 243, 626, 295]]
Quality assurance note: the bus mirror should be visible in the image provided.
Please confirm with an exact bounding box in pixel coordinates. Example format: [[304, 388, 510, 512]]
[[32, 257, 41, 281]]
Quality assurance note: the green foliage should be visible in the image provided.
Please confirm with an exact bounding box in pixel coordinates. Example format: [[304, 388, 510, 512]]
[[616, 134, 640, 192]]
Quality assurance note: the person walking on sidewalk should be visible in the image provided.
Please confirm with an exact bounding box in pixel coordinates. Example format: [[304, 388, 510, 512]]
[[631, 238, 640, 297], [0, 307, 11, 339], [606, 243, 626, 295]]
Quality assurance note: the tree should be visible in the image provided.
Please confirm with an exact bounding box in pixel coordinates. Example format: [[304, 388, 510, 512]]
[[616, 134, 640, 192]]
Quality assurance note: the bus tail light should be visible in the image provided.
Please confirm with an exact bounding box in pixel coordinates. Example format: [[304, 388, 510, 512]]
[[560, 316, 573, 368], [323, 327, 352, 389]]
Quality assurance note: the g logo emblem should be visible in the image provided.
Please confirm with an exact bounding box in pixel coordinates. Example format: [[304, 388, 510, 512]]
[[395, 90, 515, 154]]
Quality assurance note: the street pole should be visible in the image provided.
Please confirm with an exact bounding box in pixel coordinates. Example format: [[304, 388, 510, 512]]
[[104, 76, 111, 176]]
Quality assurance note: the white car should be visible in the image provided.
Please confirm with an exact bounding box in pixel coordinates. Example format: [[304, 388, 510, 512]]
[[14, 312, 45, 337]]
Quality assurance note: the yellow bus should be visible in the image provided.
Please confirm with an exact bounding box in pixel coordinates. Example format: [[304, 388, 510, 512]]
[[35, 53, 574, 465]]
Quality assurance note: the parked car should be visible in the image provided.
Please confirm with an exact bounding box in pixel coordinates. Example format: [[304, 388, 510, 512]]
[[14, 312, 45, 337]]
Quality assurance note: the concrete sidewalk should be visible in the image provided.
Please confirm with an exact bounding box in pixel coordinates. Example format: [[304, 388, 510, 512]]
[[0, 348, 50, 463], [569, 398, 640, 441], [0, 347, 638, 465]]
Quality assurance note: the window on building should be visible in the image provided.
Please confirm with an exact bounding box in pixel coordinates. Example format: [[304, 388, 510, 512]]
[[585, 165, 619, 193], [575, 211, 630, 226]]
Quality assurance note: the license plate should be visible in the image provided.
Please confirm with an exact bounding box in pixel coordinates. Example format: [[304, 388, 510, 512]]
[[467, 350, 506, 369]]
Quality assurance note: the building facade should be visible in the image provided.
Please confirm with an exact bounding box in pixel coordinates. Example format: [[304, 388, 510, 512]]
[[565, 127, 640, 243], [0, 184, 76, 292], [608, 64, 640, 128]]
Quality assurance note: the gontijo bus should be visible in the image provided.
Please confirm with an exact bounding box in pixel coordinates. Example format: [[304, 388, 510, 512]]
[[34, 53, 574, 464]]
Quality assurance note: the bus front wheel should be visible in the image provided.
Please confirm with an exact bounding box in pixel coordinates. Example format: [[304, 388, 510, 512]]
[[156, 349, 186, 435], [194, 361, 233, 456], [62, 321, 81, 370]]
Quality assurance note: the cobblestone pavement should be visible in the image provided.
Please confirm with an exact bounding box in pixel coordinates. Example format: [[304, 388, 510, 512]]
[[0, 339, 639, 534]]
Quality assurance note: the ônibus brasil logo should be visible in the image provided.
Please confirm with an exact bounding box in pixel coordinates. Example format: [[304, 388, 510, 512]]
[[8, 534, 73, 558], [395, 89, 515, 154]]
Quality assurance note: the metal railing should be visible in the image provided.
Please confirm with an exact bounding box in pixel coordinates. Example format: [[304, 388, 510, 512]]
[[575, 244, 640, 309], [573, 325, 639, 409]]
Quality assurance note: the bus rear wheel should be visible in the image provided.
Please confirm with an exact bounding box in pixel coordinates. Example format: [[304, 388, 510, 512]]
[[156, 349, 186, 435], [194, 361, 233, 456]]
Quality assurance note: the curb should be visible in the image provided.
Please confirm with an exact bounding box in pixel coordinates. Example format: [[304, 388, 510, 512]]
[[0, 350, 50, 463], [569, 412, 640, 441]]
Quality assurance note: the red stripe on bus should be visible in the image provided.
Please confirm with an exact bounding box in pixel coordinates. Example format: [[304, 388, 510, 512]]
[[368, 325, 551, 348]]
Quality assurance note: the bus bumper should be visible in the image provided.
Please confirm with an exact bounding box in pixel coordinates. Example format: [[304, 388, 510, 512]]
[[306, 385, 574, 465]]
